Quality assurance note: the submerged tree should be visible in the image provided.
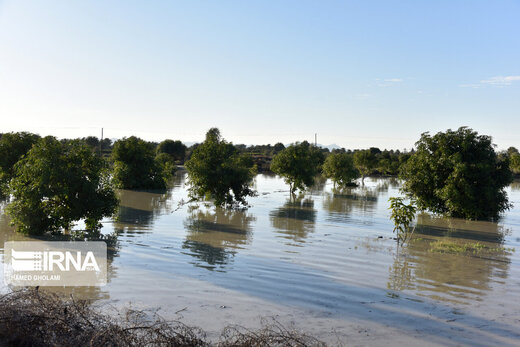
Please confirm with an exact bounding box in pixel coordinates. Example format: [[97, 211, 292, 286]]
[[0, 132, 40, 196], [7, 137, 118, 235], [271, 141, 324, 195], [185, 128, 256, 207], [401, 127, 512, 220], [353, 149, 377, 184], [322, 152, 359, 188], [112, 136, 168, 190]]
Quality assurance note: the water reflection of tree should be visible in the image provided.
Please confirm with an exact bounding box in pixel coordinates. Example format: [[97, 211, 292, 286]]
[[322, 187, 378, 223], [307, 175, 328, 195], [387, 249, 414, 292], [415, 214, 507, 243], [270, 197, 317, 243], [182, 208, 255, 271], [171, 170, 186, 189], [0, 206, 119, 302], [113, 189, 172, 235], [387, 234, 511, 303]]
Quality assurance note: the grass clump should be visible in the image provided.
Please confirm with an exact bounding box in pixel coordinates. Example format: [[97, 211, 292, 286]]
[[429, 240, 514, 255], [0, 289, 325, 347]]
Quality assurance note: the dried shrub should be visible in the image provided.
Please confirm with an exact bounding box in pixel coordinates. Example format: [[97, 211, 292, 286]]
[[0, 289, 327, 347]]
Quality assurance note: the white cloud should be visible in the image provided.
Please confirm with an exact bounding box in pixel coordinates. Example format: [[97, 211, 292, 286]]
[[375, 78, 404, 87], [480, 75, 520, 86], [461, 75, 520, 88]]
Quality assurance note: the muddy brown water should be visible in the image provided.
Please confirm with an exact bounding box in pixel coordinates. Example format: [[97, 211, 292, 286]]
[[1, 173, 520, 346]]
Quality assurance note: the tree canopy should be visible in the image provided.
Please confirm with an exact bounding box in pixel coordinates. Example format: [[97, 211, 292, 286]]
[[185, 128, 256, 207], [322, 152, 359, 188], [510, 152, 520, 175], [157, 139, 187, 162], [0, 132, 40, 196], [155, 152, 177, 178], [112, 136, 168, 190], [401, 127, 512, 220], [6, 137, 118, 235], [353, 149, 377, 184], [270, 141, 324, 195]]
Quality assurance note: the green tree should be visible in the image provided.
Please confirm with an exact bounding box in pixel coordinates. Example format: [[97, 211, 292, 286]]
[[389, 197, 417, 245], [353, 149, 376, 184], [6, 137, 118, 235], [157, 139, 187, 162], [273, 142, 285, 154], [155, 152, 177, 179], [401, 127, 512, 220], [112, 136, 167, 190], [271, 141, 324, 195], [185, 128, 256, 207], [0, 132, 40, 196], [322, 152, 359, 188], [83, 136, 100, 149], [511, 153, 520, 175]]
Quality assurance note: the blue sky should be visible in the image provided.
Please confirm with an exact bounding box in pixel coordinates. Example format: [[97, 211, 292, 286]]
[[1, 0, 519, 150]]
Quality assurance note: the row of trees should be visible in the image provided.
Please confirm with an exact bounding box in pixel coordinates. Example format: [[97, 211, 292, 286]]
[[75, 134, 413, 177], [0, 126, 518, 235], [184, 127, 516, 221], [182, 130, 387, 204], [0, 132, 187, 235]]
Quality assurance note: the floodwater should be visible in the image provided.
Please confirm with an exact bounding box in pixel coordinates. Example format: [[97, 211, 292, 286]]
[[1, 172, 520, 346]]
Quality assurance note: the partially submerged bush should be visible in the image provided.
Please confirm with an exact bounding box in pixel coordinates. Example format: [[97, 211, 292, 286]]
[[322, 153, 359, 188], [112, 136, 168, 190], [389, 197, 416, 244], [401, 127, 512, 220], [7, 137, 118, 235], [271, 142, 324, 195], [185, 128, 256, 208]]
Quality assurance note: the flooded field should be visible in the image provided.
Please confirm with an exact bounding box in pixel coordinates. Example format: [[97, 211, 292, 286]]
[[1, 172, 520, 346]]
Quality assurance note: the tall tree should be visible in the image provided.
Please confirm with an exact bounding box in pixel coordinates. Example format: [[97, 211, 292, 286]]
[[271, 141, 324, 195], [401, 127, 512, 220], [185, 128, 256, 207]]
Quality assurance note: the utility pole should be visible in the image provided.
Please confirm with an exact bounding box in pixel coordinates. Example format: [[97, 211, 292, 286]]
[[315, 133, 317, 147]]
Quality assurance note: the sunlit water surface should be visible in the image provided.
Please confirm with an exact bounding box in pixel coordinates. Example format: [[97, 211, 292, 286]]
[[1, 173, 520, 345]]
